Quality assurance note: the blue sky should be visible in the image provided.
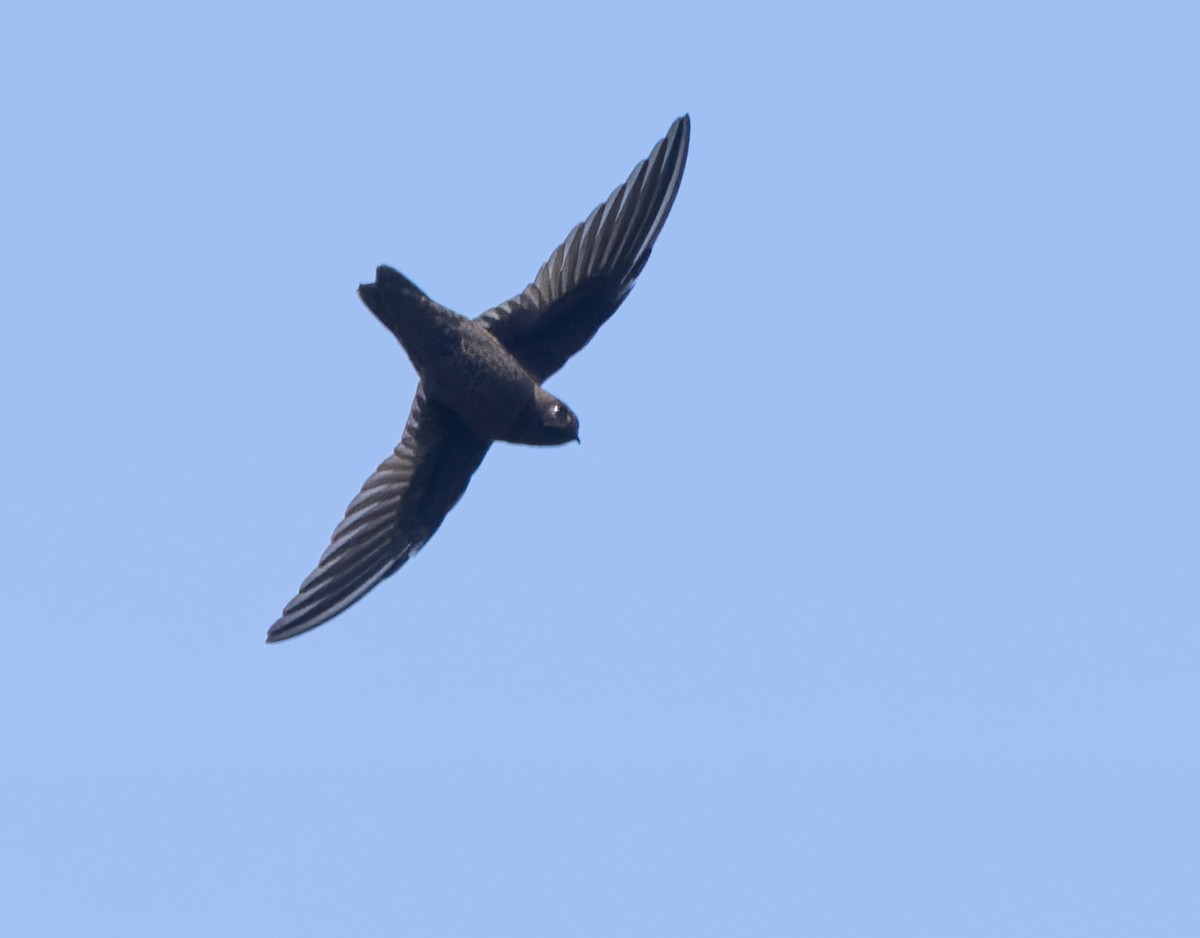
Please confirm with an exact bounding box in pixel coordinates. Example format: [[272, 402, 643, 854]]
[[2, 1, 1197, 935]]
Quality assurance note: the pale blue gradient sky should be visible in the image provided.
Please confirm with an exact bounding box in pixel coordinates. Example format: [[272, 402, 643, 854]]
[[2, 2, 1197, 935]]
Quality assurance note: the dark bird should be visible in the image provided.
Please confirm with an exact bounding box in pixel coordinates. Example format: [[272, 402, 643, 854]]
[[267, 115, 690, 643]]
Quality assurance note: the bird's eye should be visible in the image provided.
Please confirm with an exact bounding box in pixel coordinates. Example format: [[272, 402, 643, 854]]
[[551, 404, 564, 418]]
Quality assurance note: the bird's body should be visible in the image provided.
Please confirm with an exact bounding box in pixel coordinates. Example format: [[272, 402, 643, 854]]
[[267, 115, 690, 642], [360, 269, 564, 445]]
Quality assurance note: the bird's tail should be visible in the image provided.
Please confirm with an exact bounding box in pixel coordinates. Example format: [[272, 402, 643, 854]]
[[357, 265, 432, 336], [357, 265, 460, 371]]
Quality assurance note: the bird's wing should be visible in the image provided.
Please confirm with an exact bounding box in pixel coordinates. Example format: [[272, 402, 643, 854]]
[[266, 384, 490, 642], [477, 114, 690, 382]]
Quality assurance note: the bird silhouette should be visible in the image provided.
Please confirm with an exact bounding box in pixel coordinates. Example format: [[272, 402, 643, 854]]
[[267, 115, 690, 642]]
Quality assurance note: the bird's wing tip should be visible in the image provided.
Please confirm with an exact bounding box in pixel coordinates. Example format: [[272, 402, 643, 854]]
[[265, 619, 301, 644]]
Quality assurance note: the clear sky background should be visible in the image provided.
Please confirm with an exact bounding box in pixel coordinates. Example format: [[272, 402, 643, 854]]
[[2, 2, 1197, 935]]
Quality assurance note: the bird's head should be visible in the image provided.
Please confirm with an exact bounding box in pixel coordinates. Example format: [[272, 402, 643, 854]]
[[506, 388, 579, 446], [538, 394, 580, 445]]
